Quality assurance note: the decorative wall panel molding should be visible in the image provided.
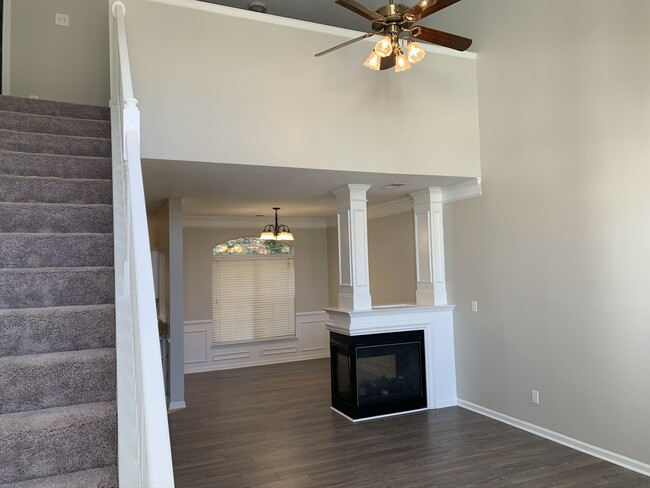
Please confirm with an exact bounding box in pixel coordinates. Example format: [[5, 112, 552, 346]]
[[184, 311, 329, 373]]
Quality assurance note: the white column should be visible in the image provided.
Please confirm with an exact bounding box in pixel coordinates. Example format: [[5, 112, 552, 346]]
[[410, 188, 447, 306], [332, 184, 372, 311]]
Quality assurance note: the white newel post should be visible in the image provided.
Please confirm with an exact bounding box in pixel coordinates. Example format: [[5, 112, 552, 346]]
[[332, 184, 372, 311], [411, 188, 447, 306]]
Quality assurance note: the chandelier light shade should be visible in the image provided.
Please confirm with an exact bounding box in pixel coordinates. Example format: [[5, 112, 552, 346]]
[[406, 41, 426, 63], [374, 36, 393, 57], [363, 50, 381, 70], [394, 48, 412, 72], [260, 207, 294, 241]]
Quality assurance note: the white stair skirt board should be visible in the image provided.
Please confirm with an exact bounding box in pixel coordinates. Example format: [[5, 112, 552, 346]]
[[331, 406, 428, 423], [458, 400, 650, 478]]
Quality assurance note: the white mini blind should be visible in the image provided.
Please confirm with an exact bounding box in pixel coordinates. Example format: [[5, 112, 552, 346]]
[[212, 256, 295, 344]]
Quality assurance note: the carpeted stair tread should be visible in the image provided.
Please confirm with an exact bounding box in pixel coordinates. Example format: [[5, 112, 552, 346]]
[[0, 267, 114, 309], [0, 111, 111, 139], [0, 96, 119, 487], [0, 233, 114, 268], [0, 402, 117, 484], [0, 151, 111, 180], [0, 305, 115, 357], [0, 129, 111, 157], [0, 348, 116, 414], [0, 202, 113, 233], [0, 175, 112, 205], [0, 96, 109, 121], [0, 465, 118, 488]]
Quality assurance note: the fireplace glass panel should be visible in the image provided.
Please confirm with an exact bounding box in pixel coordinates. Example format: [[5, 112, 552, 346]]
[[334, 345, 352, 403], [356, 342, 422, 407]]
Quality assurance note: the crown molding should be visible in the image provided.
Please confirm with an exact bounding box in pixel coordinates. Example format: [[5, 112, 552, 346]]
[[442, 178, 482, 203], [367, 197, 413, 220], [365, 178, 482, 220], [183, 215, 327, 230]]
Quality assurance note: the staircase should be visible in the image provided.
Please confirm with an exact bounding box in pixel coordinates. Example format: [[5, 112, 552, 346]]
[[0, 96, 118, 487]]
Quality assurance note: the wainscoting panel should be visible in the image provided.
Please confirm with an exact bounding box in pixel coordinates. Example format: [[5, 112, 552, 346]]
[[184, 311, 330, 373], [301, 319, 328, 352], [183, 330, 208, 364]]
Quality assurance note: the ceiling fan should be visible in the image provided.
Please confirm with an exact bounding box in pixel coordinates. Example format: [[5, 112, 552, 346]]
[[315, 0, 472, 72]]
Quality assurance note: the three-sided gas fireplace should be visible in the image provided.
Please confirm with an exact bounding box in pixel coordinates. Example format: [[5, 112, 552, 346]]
[[329, 330, 427, 420]]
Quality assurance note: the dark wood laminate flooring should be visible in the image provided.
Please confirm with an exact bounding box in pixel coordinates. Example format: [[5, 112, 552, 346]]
[[169, 359, 649, 488]]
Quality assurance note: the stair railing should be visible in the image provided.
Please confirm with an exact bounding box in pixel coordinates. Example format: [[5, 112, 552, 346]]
[[109, 1, 175, 487]]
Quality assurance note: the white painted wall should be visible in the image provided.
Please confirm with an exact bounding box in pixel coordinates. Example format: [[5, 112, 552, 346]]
[[436, 0, 650, 468], [8, 0, 109, 105], [119, 0, 481, 178]]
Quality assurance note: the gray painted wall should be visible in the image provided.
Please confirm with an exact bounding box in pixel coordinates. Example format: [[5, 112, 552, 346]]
[[184, 226, 330, 321], [9, 0, 109, 105], [436, 0, 650, 465], [327, 211, 417, 307]]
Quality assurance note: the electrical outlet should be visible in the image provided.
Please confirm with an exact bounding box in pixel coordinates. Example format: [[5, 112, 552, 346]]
[[55, 13, 70, 27], [531, 390, 540, 405], [471, 300, 478, 312]]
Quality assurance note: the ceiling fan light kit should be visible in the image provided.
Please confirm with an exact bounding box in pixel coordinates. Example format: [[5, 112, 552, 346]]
[[315, 0, 472, 73]]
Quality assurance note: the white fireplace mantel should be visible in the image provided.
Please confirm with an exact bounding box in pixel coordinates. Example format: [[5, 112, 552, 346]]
[[324, 304, 458, 411]]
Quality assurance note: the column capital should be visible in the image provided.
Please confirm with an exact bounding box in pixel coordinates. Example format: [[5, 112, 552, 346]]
[[409, 187, 444, 206]]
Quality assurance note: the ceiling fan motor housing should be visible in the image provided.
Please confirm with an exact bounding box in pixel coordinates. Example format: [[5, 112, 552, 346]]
[[372, 4, 414, 37]]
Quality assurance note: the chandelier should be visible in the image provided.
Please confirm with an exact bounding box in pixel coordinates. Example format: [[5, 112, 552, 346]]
[[260, 208, 294, 241]]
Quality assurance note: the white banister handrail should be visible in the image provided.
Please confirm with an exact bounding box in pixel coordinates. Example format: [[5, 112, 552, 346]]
[[111, 1, 134, 102], [109, 1, 175, 487]]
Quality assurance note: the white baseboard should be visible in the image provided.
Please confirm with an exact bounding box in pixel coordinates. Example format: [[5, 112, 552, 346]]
[[185, 352, 329, 374], [435, 399, 458, 409], [168, 401, 186, 411], [457, 399, 650, 478]]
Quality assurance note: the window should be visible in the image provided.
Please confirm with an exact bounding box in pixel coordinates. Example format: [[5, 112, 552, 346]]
[[212, 237, 295, 344]]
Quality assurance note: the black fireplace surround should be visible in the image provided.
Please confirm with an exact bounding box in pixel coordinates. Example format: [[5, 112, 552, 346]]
[[330, 330, 427, 420]]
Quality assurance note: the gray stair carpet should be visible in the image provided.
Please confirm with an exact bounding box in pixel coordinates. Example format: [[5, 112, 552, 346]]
[[0, 96, 118, 487]]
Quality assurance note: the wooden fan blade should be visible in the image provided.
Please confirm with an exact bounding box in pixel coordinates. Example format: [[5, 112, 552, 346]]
[[335, 0, 386, 22], [403, 0, 461, 22], [315, 32, 375, 57], [379, 54, 396, 70], [411, 26, 472, 51]]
